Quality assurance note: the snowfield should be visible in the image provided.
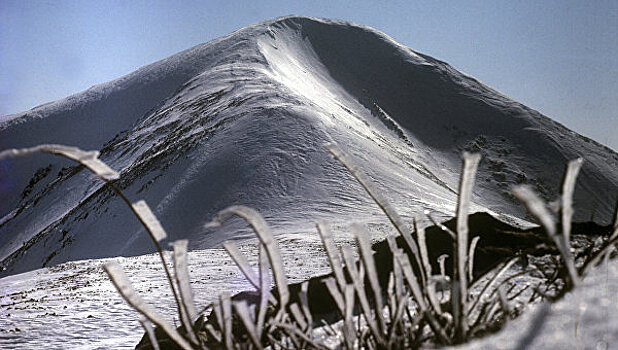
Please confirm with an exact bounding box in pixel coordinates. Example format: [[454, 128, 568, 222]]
[[0, 236, 328, 349], [0, 15, 617, 349], [2, 233, 617, 349]]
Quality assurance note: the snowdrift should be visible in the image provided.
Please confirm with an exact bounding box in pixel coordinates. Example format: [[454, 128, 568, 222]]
[[1, 16, 617, 277]]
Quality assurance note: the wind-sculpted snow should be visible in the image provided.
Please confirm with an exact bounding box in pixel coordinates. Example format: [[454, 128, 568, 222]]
[[1, 16, 617, 277]]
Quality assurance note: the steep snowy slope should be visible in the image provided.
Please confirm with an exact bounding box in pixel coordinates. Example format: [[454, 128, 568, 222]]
[[1, 16, 617, 277]]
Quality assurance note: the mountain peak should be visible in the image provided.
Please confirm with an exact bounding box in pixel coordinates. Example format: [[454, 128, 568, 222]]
[[1, 17, 617, 276]]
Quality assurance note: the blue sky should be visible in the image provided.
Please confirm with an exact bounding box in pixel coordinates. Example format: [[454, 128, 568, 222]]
[[1, 1, 616, 150]]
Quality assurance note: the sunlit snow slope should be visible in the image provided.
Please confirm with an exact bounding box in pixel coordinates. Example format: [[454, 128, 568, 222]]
[[1, 16, 617, 277]]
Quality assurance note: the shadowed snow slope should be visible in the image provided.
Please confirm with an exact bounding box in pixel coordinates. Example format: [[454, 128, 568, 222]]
[[1, 16, 617, 276]]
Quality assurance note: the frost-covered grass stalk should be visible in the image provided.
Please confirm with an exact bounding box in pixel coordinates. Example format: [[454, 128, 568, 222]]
[[0, 145, 193, 349], [322, 145, 516, 347], [3, 143, 617, 349], [513, 158, 618, 300]]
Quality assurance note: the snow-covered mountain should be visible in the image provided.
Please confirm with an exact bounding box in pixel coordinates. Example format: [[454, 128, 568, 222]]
[[1, 16, 617, 277]]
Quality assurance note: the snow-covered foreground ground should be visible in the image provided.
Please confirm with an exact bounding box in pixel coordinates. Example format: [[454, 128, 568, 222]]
[[0, 232, 340, 349], [453, 257, 618, 350], [1, 228, 616, 349]]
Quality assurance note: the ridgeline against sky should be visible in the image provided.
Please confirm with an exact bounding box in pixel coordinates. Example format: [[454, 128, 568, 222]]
[[1, 16, 617, 277], [1, 1, 617, 150]]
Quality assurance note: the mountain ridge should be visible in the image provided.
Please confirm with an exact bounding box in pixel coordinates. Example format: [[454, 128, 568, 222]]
[[1, 15, 617, 277]]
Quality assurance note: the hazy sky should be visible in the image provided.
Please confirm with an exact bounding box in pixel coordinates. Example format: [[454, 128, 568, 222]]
[[1, 1, 616, 150]]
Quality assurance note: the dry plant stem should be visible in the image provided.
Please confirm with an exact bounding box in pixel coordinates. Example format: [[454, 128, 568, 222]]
[[290, 303, 308, 330], [479, 297, 502, 328], [561, 159, 583, 244], [139, 317, 161, 350], [507, 283, 529, 302], [220, 292, 233, 350], [233, 301, 264, 350], [319, 319, 337, 338], [299, 281, 312, 334], [204, 322, 222, 344], [437, 254, 448, 279], [81, 172, 184, 318], [351, 224, 387, 333], [387, 238, 405, 302], [415, 219, 433, 279], [486, 268, 539, 301], [467, 257, 518, 317], [103, 263, 194, 350], [207, 206, 290, 308], [512, 183, 579, 288], [343, 284, 356, 350], [222, 241, 260, 289], [396, 252, 450, 344], [317, 222, 347, 291], [386, 272, 396, 319], [387, 292, 409, 347], [257, 245, 271, 332], [497, 286, 509, 319], [340, 246, 383, 343], [512, 185, 556, 236], [558, 158, 583, 284], [212, 299, 224, 337], [324, 277, 345, 315], [172, 240, 199, 345], [324, 143, 425, 282], [107, 182, 185, 323], [453, 152, 481, 341], [0, 145, 185, 327], [468, 236, 480, 282], [0, 145, 119, 181], [410, 224, 444, 316]]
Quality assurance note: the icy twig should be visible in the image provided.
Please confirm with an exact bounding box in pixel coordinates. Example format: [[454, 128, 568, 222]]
[[207, 206, 290, 309], [316, 222, 347, 291], [139, 317, 161, 350], [222, 241, 259, 289], [103, 262, 193, 350], [415, 219, 433, 279], [132, 201, 167, 242], [561, 158, 583, 243], [468, 236, 480, 282], [396, 251, 449, 344], [512, 185, 579, 287], [172, 240, 199, 345], [324, 143, 424, 279], [342, 284, 356, 349], [453, 152, 481, 340], [0, 144, 184, 331], [468, 257, 519, 318], [233, 301, 264, 350], [257, 245, 272, 332], [0, 144, 118, 181], [351, 223, 387, 333], [341, 246, 383, 343], [220, 292, 233, 350], [299, 281, 312, 334]]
